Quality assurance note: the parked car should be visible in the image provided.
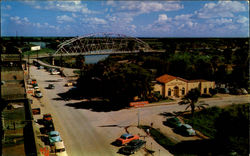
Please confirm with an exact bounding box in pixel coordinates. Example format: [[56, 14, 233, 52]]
[[218, 88, 230, 94], [31, 79, 37, 84], [33, 83, 39, 89], [44, 120, 55, 132], [174, 124, 196, 136], [165, 117, 182, 128], [48, 83, 55, 89], [240, 88, 248, 95], [43, 113, 53, 122], [35, 90, 43, 98], [48, 131, 62, 145], [115, 134, 139, 146], [65, 82, 73, 87], [51, 70, 60, 75], [55, 141, 68, 156], [38, 66, 44, 69], [119, 140, 146, 155]]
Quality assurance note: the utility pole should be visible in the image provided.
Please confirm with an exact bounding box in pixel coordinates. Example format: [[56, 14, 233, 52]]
[[137, 108, 140, 127], [36, 50, 38, 62], [28, 54, 30, 79]]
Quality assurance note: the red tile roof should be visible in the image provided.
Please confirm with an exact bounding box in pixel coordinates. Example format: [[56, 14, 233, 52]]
[[156, 74, 188, 83]]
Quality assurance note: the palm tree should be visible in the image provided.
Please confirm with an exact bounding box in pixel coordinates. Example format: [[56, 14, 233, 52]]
[[178, 88, 208, 116]]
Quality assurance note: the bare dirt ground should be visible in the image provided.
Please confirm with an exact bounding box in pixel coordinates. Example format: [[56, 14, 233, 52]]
[[28, 65, 250, 156]]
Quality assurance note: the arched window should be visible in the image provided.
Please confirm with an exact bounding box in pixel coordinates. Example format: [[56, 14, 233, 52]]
[[168, 88, 171, 96], [182, 87, 185, 95]]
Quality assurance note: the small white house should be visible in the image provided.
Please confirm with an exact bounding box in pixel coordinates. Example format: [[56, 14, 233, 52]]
[[31, 46, 41, 51]]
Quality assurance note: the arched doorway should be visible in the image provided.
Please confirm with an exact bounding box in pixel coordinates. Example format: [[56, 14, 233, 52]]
[[174, 86, 179, 97]]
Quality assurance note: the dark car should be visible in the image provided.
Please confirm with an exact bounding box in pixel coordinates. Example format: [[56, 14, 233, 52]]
[[174, 124, 196, 136], [119, 140, 146, 155], [43, 120, 55, 132], [48, 83, 55, 89], [165, 117, 182, 128]]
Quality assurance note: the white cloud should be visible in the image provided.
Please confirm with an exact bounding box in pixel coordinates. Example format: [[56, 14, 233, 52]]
[[72, 13, 77, 18], [237, 16, 248, 23], [56, 15, 75, 23], [196, 1, 247, 19], [26, 1, 97, 14], [82, 17, 107, 25], [208, 18, 233, 25], [158, 14, 168, 22], [118, 1, 183, 14], [174, 14, 193, 20]]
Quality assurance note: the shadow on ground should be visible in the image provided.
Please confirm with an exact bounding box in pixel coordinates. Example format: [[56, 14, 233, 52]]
[[65, 101, 127, 112], [159, 111, 189, 118], [168, 139, 217, 155]]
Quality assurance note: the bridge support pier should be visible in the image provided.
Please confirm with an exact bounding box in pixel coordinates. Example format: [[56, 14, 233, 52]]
[[51, 57, 55, 66]]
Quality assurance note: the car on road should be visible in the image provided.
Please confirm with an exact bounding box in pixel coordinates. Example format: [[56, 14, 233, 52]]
[[55, 141, 68, 156], [115, 134, 139, 146], [165, 117, 182, 128], [33, 83, 39, 89], [174, 124, 196, 136], [48, 131, 62, 145], [48, 83, 55, 89], [119, 139, 146, 155], [34, 90, 43, 98]]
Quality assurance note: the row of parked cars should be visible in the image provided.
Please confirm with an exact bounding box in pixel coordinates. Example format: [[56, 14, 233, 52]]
[[114, 133, 146, 155], [165, 117, 196, 136], [217, 87, 248, 95], [37, 65, 61, 75], [41, 113, 68, 156]]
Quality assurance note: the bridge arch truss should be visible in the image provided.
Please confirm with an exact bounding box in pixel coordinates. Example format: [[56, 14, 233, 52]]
[[54, 32, 151, 56]]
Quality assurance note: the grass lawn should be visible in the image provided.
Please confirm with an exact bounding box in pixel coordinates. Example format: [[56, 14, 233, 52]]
[[140, 125, 176, 149]]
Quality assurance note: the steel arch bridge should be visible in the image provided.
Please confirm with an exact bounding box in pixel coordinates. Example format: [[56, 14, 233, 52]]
[[53, 32, 151, 56]]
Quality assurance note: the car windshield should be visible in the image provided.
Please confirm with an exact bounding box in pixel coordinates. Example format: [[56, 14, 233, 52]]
[[44, 114, 51, 118], [55, 148, 65, 152], [51, 134, 58, 137], [120, 135, 127, 139]]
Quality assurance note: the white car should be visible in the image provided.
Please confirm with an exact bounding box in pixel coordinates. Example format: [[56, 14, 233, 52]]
[[51, 70, 60, 75], [35, 90, 43, 98], [55, 141, 68, 156]]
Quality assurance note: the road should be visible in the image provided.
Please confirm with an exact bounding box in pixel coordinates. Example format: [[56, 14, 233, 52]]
[[29, 65, 250, 156]]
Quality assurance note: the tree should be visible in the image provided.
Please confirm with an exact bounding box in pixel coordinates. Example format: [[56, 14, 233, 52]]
[[178, 88, 208, 116]]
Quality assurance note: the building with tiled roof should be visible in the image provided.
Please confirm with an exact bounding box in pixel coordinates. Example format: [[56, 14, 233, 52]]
[[154, 74, 215, 98]]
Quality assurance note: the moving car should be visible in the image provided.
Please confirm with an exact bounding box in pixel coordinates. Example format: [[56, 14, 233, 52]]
[[115, 134, 139, 146], [174, 124, 196, 136], [55, 141, 68, 156], [119, 140, 146, 155], [165, 117, 182, 128], [48, 83, 55, 89], [35, 90, 43, 98], [48, 131, 62, 145]]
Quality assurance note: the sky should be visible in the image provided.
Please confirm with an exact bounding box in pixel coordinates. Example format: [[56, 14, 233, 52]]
[[1, 1, 249, 37]]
